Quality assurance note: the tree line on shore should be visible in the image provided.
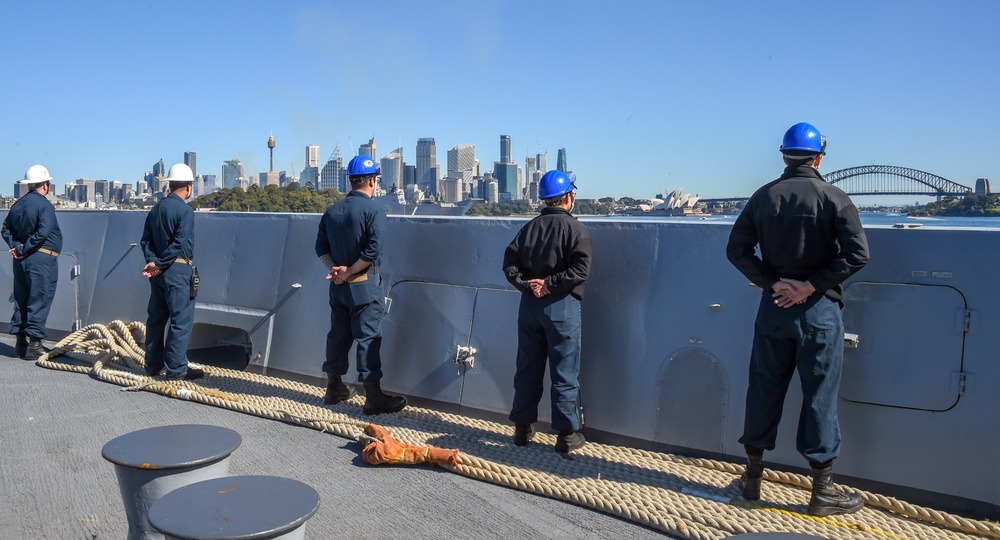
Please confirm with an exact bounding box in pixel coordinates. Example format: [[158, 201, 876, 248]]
[[189, 183, 619, 216], [908, 194, 1000, 217]]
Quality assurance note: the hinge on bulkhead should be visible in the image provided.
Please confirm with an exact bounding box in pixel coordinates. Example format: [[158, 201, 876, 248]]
[[843, 332, 860, 349], [384, 297, 392, 315], [454, 345, 477, 374], [956, 309, 979, 333], [72, 320, 82, 331], [951, 371, 974, 396], [71, 265, 81, 279], [951, 371, 975, 396]]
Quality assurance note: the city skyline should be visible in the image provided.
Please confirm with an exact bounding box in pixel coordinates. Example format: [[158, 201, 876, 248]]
[[3, 1, 998, 205]]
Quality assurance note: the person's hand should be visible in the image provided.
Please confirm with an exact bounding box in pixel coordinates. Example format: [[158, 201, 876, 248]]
[[528, 278, 550, 298], [772, 278, 815, 308], [328, 266, 349, 284], [142, 262, 162, 278]]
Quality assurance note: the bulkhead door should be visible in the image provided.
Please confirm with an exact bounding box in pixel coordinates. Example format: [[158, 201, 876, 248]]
[[380, 281, 477, 404], [47, 254, 80, 332], [841, 282, 966, 411]]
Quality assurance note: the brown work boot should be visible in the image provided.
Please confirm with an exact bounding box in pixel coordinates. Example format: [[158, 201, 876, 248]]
[[362, 381, 407, 415], [323, 373, 356, 405], [513, 424, 535, 446], [554, 431, 586, 454], [23, 338, 46, 361], [182, 366, 205, 381], [740, 450, 764, 500], [808, 462, 864, 516]]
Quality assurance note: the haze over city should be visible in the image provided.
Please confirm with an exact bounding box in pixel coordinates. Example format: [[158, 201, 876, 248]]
[[3, 0, 998, 205]]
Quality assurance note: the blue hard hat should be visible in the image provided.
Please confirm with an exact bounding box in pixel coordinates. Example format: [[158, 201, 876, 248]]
[[779, 122, 826, 155], [538, 170, 576, 200], [347, 155, 379, 177]]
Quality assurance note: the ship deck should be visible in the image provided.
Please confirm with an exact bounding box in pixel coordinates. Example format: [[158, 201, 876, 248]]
[[0, 335, 671, 540]]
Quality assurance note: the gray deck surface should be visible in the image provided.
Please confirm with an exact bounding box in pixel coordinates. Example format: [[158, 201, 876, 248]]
[[0, 336, 671, 540]]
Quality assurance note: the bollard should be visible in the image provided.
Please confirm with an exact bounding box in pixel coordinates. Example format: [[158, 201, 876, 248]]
[[102, 424, 242, 540], [148, 475, 320, 540]]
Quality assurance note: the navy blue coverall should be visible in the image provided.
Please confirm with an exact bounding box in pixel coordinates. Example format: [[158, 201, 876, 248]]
[[503, 206, 592, 433], [726, 164, 869, 465], [315, 191, 386, 383], [2, 189, 63, 339], [140, 192, 196, 379]]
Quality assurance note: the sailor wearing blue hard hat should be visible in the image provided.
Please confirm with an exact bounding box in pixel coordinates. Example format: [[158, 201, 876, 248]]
[[316, 154, 406, 415], [726, 123, 869, 516], [2, 165, 63, 360], [503, 170, 592, 455]]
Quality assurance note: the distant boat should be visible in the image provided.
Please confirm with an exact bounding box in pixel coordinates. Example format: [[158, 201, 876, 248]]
[[886, 212, 901, 216], [893, 222, 922, 228]]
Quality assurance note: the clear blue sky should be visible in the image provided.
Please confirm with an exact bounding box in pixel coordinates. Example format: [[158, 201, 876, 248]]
[[2, 0, 998, 203]]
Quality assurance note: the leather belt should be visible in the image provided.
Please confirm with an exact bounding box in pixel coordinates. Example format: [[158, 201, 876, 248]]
[[36, 248, 59, 257], [175, 258, 192, 265], [345, 267, 379, 283]]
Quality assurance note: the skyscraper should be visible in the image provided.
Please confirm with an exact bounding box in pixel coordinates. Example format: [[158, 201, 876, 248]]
[[320, 145, 344, 191], [153, 159, 166, 179], [536, 151, 548, 174], [524, 156, 536, 182], [493, 163, 518, 200], [222, 159, 244, 189], [184, 152, 197, 177], [359, 137, 377, 160], [306, 145, 320, 168], [301, 145, 321, 188], [416, 138, 438, 195], [381, 148, 404, 190], [500, 135, 512, 164], [557, 148, 568, 172], [447, 144, 477, 199], [493, 135, 518, 199]]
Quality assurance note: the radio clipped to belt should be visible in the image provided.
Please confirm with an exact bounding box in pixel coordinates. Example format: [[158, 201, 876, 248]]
[[158, 202, 199, 299]]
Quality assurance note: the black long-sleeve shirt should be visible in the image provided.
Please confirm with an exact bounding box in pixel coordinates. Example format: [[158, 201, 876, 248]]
[[726, 164, 869, 305], [503, 207, 592, 300]]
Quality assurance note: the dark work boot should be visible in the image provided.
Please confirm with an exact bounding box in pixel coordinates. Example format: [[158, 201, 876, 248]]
[[24, 338, 46, 362], [808, 462, 864, 516], [362, 381, 407, 415], [739, 449, 764, 500], [513, 424, 535, 446], [554, 431, 586, 454], [323, 373, 356, 405], [15, 333, 27, 359]]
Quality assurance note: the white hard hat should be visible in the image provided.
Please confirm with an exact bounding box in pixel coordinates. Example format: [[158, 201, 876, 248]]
[[20, 164, 53, 185], [165, 163, 195, 183]]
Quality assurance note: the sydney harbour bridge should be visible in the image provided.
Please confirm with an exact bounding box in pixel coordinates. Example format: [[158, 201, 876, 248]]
[[702, 165, 973, 205]]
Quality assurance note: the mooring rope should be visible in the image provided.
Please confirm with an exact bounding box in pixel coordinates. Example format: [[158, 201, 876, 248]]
[[36, 322, 998, 540]]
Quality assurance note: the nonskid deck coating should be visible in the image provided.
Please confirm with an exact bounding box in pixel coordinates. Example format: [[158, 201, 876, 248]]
[[0, 335, 671, 540]]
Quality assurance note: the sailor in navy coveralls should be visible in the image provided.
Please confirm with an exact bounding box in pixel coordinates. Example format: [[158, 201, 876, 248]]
[[315, 155, 406, 415], [2, 165, 63, 361], [140, 163, 203, 381]]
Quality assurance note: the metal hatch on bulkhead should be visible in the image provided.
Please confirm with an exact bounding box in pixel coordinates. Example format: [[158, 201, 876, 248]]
[[840, 282, 971, 412], [380, 281, 551, 419]]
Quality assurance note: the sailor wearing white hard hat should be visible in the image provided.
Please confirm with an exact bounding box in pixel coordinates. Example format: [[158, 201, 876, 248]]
[[1, 164, 63, 360]]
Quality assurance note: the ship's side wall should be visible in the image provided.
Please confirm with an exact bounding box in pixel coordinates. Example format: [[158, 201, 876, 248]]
[[0, 210, 995, 512]]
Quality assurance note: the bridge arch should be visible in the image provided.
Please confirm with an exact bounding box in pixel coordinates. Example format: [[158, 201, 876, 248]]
[[824, 165, 971, 196]]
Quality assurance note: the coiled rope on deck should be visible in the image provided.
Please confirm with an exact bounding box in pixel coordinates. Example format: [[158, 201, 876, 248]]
[[36, 322, 999, 540]]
